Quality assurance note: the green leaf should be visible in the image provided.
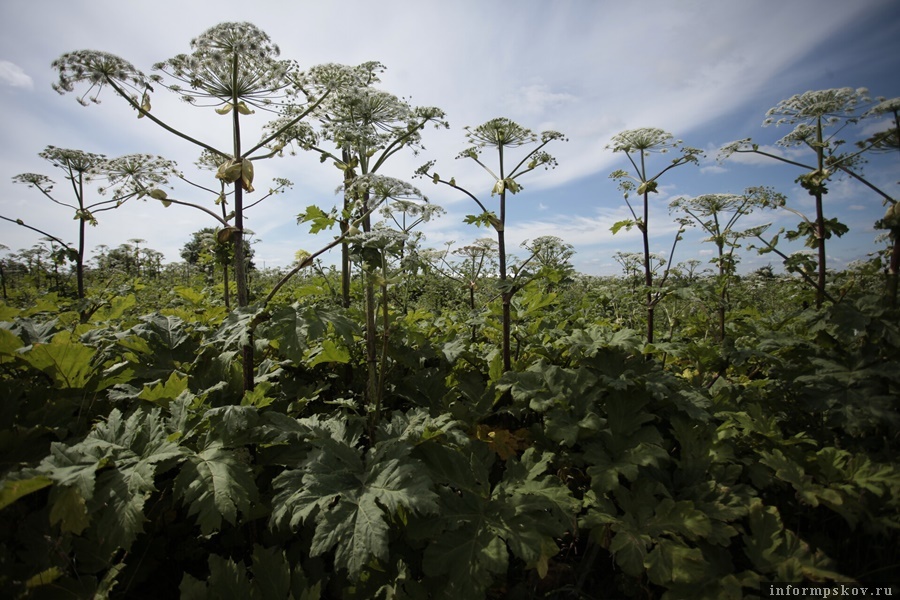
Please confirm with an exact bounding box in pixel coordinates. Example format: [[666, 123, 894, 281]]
[[463, 211, 500, 230], [241, 383, 275, 409], [207, 554, 254, 600], [316, 493, 389, 577], [174, 286, 206, 306], [250, 545, 292, 600], [49, 485, 90, 534], [298, 205, 337, 234], [213, 305, 264, 352], [92, 465, 151, 551], [139, 371, 189, 405], [644, 538, 709, 585], [94, 561, 126, 600], [646, 498, 712, 541], [179, 573, 207, 600], [21, 331, 97, 389], [609, 525, 652, 576], [176, 444, 258, 535], [742, 498, 843, 580], [130, 313, 191, 352], [262, 304, 357, 365], [0, 327, 24, 359], [78, 409, 185, 551], [610, 219, 635, 234], [272, 435, 438, 579], [37, 443, 102, 501], [98, 293, 137, 321], [636, 180, 658, 195], [306, 338, 350, 367], [25, 567, 63, 590], [0, 475, 52, 510], [423, 525, 508, 597]]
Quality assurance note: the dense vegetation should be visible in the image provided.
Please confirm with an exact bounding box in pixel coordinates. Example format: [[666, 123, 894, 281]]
[[1, 21, 898, 600]]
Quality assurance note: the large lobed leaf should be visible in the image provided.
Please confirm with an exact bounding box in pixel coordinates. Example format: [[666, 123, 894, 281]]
[[175, 442, 259, 535], [271, 435, 438, 579]]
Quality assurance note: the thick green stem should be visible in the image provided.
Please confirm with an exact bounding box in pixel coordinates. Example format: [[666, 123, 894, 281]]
[[224, 56, 253, 392], [497, 146, 513, 373], [888, 229, 900, 307], [341, 149, 354, 310], [717, 243, 727, 343], [365, 270, 379, 436], [640, 153, 655, 345], [814, 118, 827, 309]]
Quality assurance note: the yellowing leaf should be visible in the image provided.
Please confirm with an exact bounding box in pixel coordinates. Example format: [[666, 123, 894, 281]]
[[216, 159, 243, 183], [306, 339, 350, 367], [636, 180, 658, 195], [22, 332, 97, 389], [0, 328, 23, 361], [0, 476, 52, 510], [217, 226, 239, 244], [138, 92, 151, 118], [475, 425, 529, 460], [25, 567, 63, 590], [241, 158, 255, 193], [140, 371, 189, 406], [49, 485, 90, 534]]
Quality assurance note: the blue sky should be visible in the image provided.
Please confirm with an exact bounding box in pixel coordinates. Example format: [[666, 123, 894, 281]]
[[0, 0, 898, 277]]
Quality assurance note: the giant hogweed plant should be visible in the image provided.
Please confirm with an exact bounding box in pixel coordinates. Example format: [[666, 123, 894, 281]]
[[1, 269, 900, 598], [608, 127, 702, 345], [269, 60, 448, 311], [50, 22, 349, 391], [262, 62, 448, 436], [670, 187, 785, 344], [5, 148, 177, 318], [0, 306, 577, 599], [718, 87, 897, 307], [418, 118, 566, 375]]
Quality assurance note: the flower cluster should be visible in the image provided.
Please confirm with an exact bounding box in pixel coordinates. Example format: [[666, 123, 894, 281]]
[[102, 154, 180, 198], [261, 110, 318, 155], [37, 146, 107, 176], [345, 226, 409, 251], [764, 87, 872, 126], [51, 50, 151, 107], [11, 173, 54, 191], [343, 174, 423, 208], [151, 22, 298, 111], [465, 118, 536, 149], [716, 138, 754, 160], [379, 198, 444, 222], [322, 87, 415, 150], [607, 127, 678, 154]]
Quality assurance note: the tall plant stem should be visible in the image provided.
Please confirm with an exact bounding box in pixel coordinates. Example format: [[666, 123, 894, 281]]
[[497, 145, 512, 373], [814, 118, 827, 308]]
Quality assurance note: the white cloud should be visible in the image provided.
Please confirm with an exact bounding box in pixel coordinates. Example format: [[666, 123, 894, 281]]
[[0, 60, 32, 89], [700, 164, 728, 175], [504, 83, 576, 117], [0, 0, 894, 276]]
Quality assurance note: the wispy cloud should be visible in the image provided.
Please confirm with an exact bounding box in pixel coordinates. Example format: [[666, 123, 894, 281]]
[[0, 60, 32, 89], [504, 83, 576, 117], [0, 0, 895, 277]]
